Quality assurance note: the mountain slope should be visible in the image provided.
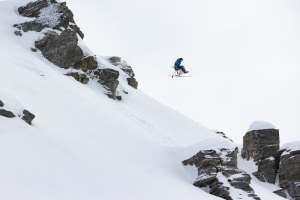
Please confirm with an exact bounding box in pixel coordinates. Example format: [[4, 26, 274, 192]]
[[0, 1, 231, 199]]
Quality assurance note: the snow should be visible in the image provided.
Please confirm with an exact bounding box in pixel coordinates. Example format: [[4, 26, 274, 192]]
[[0, 0, 293, 199], [247, 120, 276, 132], [36, 4, 62, 28], [281, 141, 300, 155]]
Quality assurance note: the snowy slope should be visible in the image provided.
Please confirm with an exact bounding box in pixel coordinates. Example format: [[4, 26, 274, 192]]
[[0, 1, 227, 199], [0, 0, 287, 200]]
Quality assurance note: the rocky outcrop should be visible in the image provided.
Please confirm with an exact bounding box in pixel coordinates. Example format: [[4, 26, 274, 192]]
[[14, 0, 138, 100], [275, 144, 300, 200], [14, 0, 84, 69], [241, 123, 300, 200], [242, 128, 280, 184], [35, 29, 83, 68], [183, 148, 260, 200], [108, 56, 138, 89], [15, 0, 83, 38], [94, 68, 120, 100], [0, 99, 35, 125]]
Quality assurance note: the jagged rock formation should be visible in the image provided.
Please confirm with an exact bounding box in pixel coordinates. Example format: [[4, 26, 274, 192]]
[[183, 148, 260, 200], [94, 68, 120, 100], [108, 56, 138, 89], [241, 126, 300, 200], [0, 99, 35, 125], [274, 144, 300, 200], [13, 0, 138, 100], [35, 29, 84, 68], [242, 128, 280, 184]]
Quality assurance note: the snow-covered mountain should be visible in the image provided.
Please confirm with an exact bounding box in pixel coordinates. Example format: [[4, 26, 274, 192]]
[[0, 0, 297, 200]]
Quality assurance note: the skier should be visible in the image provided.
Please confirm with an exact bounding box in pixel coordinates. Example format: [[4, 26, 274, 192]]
[[174, 58, 189, 74]]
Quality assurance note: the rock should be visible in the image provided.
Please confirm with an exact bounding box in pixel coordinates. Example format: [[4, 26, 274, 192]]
[[74, 56, 98, 71], [18, 0, 50, 17], [0, 109, 15, 118], [0, 100, 4, 107], [94, 68, 120, 100], [107, 56, 138, 89], [127, 78, 138, 89], [242, 128, 279, 184], [65, 72, 89, 84], [278, 144, 300, 199], [35, 29, 83, 68], [183, 148, 260, 200], [16, 0, 83, 38], [273, 189, 287, 198], [22, 109, 35, 125], [215, 131, 233, 142], [242, 128, 279, 161]]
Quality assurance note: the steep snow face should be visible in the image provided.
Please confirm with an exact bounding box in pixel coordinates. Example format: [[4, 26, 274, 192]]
[[0, 1, 228, 200]]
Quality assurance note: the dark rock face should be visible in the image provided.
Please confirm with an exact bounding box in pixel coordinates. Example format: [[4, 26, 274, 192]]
[[0, 109, 16, 118], [74, 56, 98, 71], [35, 30, 83, 68], [22, 110, 35, 125], [242, 129, 280, 184], [18, 0, 51, 18], [242, 128, 300, 199], [16, 0, 83, 38], [0, 100, 15, 118], [183, 148, 260, 200], [108, 56, 138, 89], [15, 0, 84, 69], [65, 72, 89, 84], [94, 68, 120, 100], [277, 147, 300, 200]]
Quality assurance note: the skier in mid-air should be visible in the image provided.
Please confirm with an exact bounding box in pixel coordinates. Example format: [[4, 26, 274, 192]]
[[174, 58, 189, 74]]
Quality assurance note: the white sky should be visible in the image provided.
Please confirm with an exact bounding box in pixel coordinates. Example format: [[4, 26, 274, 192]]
[[66, 0, 300, 144]]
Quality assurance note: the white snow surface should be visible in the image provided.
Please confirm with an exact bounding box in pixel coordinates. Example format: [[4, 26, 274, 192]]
[[36, 4, 62, 27], [281, 141, 300, 154], [247, 120, 276, 132], [0, 0, 288, 199]]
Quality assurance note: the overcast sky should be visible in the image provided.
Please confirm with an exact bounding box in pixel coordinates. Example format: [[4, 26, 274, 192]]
[[66, 0, 300, 144]]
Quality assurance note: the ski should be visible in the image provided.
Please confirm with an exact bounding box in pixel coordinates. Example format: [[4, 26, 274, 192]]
[[169, 74, 192, 78]]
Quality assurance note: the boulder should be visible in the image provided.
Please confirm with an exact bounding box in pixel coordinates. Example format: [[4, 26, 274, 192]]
[[278, 143, 300, 199], [35, 29, 83, 68], [94, 68, 120, 100], [22, 109, 35, 125], [0, 99, 4, 107], [183, 148, 260, 200], [108, 56, 138, 89], [0, 109, 15, 118], [241, 128, 279, 184]]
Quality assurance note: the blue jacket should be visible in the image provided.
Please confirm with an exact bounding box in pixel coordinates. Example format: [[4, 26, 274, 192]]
[[174, 58, 182, 68]]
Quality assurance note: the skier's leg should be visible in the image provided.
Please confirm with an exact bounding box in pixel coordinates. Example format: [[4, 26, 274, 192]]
[[180, 66, 188, 73]]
